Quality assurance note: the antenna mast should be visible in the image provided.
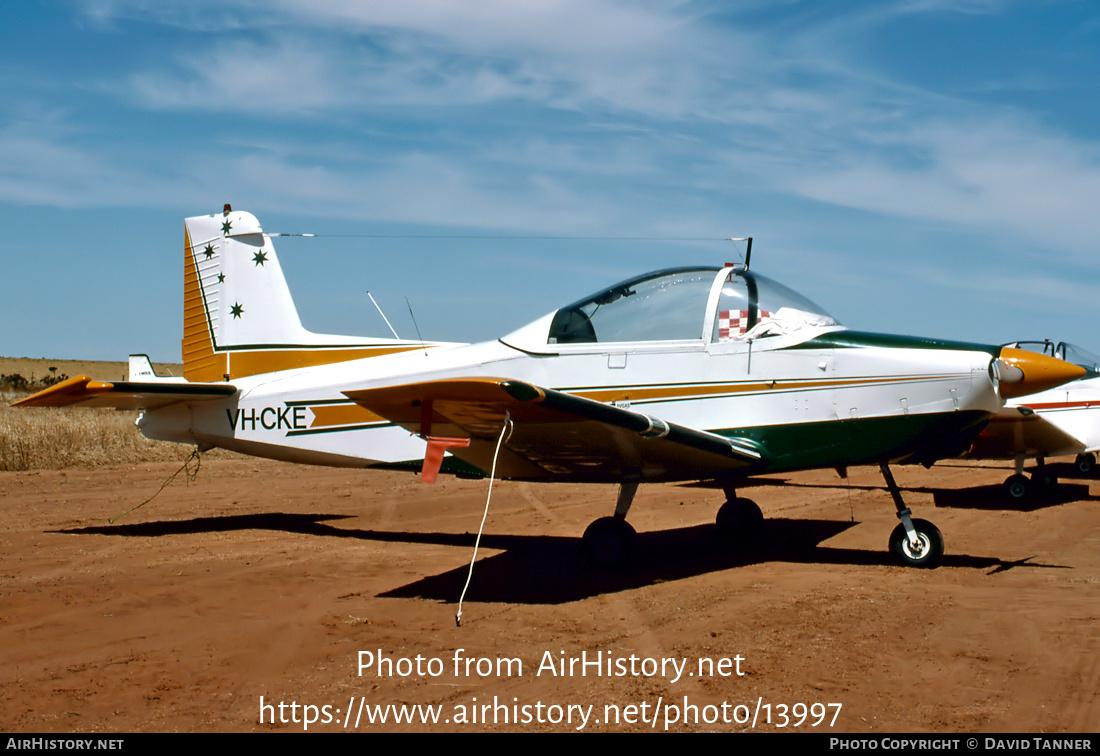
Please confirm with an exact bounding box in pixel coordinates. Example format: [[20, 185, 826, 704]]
[[729, 237, 753, 269], [366, 291, 400, 339]]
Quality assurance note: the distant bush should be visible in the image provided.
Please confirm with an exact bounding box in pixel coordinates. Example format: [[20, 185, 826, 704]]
[[0, 372, 70, 393]]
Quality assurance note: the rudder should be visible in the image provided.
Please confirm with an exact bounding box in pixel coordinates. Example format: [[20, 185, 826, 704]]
[[183, 205, 428, 382]]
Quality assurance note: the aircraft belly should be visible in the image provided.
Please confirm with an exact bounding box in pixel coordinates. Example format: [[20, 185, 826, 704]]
[[136, 404, 197, 445]]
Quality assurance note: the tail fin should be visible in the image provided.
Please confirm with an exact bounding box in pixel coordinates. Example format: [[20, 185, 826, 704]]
[[183, 206, 425, 382], [128, 353, 185, 382]]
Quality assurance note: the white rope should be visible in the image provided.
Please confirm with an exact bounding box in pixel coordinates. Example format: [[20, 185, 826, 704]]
[[456, 413, 513, 627], [109, 448, 201, 524]]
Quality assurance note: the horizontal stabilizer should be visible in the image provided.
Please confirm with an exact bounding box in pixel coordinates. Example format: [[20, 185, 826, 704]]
[[344, 378, 764, 482], [12, 375, 237, 410]]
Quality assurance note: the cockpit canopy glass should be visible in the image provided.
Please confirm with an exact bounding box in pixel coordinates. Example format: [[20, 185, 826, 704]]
[[549, 267, 718, 344], [1006, 341, 1100, 372], [712, 270, 837, 342], [545, 266, 838, 345], [1061, 343, 1100, 372]]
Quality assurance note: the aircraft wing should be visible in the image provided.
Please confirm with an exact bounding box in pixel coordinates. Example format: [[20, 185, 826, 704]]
[[11, 375, 237, 411], [344, 378, 765, 482], [966, 405, 1086, 459]]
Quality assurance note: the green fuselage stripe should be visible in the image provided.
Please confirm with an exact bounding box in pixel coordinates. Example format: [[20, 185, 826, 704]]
[[793, 331, 1000, 356], [715, 410, 989, 474]]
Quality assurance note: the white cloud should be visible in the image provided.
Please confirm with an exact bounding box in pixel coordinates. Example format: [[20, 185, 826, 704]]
[[123, 37, 344, 114], [44, 0, 1100, 263], [79, 0, 686, 57], [785, 115, 1100, 259], [0, 125, 131, 207]]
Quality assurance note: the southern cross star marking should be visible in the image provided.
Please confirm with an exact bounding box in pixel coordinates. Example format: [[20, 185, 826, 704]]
[[230, 302, 244, 319], [222, 219, 233, 235], [252, 250, 268, 266], [203, 244, 215, 259]]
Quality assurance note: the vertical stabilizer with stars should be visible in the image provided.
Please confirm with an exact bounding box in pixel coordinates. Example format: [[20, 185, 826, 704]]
[[182, 205, 430, 382]]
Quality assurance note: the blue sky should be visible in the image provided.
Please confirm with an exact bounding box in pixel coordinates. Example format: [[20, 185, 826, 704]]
[[2, 0, 1099, 362]]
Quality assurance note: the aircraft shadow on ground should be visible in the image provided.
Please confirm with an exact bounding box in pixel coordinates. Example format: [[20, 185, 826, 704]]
[[56, 513, 1070, 605], [926, 482, 1094, 511], [736, 469, 1098, 513]]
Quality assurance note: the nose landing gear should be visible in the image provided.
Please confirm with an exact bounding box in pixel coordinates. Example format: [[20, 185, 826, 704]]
[[881, 463, 944, 568]]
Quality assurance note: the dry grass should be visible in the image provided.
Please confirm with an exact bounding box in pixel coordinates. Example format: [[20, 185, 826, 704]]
[[1, 391, 237, 471], [0, 356, 238, 472]]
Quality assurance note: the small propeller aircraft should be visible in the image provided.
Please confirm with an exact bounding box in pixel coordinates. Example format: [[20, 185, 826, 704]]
[[965, 340, 1100, 499], [15, 207, 1086, 569]]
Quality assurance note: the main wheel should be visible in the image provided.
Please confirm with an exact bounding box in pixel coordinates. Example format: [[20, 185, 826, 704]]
[[582, 517, 636, 568], [715, 497, 764, 537], [1076, 453, 1096, 475], [717, 499, 761, 534], [1003, 474, 1031, 501], [889, 519, 944, 568]]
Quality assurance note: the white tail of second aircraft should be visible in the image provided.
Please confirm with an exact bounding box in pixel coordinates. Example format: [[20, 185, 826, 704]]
[[183, 206, 425, 382]]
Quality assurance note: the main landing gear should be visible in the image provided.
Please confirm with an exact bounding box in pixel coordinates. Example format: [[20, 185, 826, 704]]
[[880, 463, 944, 568], [581, 481, 767, 568], [715, 485, 764, 540], [1006, 454, 1049, 501], [1000, 452, 1096, 502], [582, 482, 638, 568], [583, 467, 945, 569]]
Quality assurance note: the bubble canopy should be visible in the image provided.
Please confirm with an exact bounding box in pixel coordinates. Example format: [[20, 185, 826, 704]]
[[500, 266, 839, 352], [1004, 341, 1100, 373]]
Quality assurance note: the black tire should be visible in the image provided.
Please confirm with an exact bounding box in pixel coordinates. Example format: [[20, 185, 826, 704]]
[[1076, 453, 1096, 475], [889, 519, 944, 568], [1003, 474, 1031, 501], [582, 517, 636, 568], [715, 497, 764, 537]]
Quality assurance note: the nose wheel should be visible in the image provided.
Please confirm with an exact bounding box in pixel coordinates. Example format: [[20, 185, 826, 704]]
[[880, 463, 944, 568], [888, 518, 944, 567]]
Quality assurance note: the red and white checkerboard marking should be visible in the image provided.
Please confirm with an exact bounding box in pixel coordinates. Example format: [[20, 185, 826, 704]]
[[718, 309, 772, 340]]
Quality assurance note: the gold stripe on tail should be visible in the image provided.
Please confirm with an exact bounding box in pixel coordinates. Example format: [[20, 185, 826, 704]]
[[182, 226, 228, 382]]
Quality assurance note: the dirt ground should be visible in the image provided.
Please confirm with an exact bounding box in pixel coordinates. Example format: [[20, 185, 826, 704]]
[[1, 458, 1097, 733]]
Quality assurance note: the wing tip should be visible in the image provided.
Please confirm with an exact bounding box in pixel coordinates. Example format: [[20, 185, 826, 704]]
[[10, 375, 114, 407]]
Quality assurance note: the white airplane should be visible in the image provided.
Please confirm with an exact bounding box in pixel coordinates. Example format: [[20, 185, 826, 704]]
[[15, 207, 1086, 569], [965, 340, 1100, 499]]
